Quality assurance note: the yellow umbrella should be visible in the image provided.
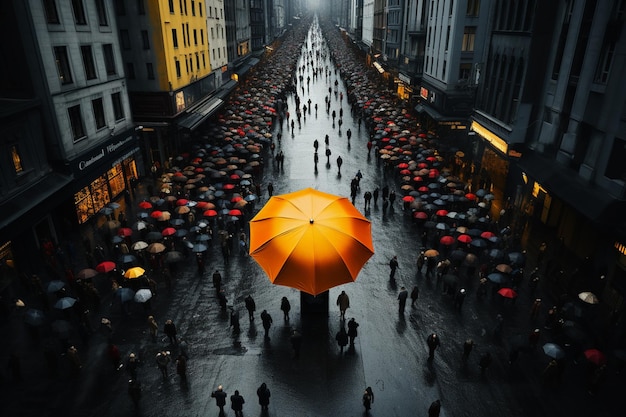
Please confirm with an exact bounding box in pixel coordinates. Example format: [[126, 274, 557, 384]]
[[124, 267, 145, 279], [249, 188, 374, 295]]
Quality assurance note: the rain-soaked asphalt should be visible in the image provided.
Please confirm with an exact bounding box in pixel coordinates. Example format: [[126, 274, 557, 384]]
[[4, 15, 622, 417]]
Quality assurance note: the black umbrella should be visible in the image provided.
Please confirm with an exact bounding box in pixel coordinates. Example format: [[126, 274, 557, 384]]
[[24, 308, 46, 326], [487, 272, 509, 284], [443, 274, 459, 287], [164, 251, 184, 263], [450, 249, 467, 263]]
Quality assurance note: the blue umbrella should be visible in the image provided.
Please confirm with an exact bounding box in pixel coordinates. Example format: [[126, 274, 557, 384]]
[[543, 343, 565, 359], [54, 297, 77, 310], [116, 287, 135, 303], [46, 280, 65, 293], [487, 273, 509, 284], [24, 308, 46, 326]]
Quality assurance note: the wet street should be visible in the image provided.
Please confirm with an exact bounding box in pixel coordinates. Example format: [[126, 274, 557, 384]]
[[3, 16, 622, 417]]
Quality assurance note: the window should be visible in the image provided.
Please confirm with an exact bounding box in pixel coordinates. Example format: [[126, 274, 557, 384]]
[[175, 59, 181, 77], [72, 0, 87, 24], [595, 41, 615, 84], [186, 24, 190, 46], [137, 0, 145, 15], [11, 145, 24, 173], [146, 63, 155, 79], [142, 30, 150, 49], [126, 62, 135, 79], [172, 29, 178, 48], [193, 29, 197, 45], [81, 45, 97, 80], [102, 44, 116, 75], [199, 2, 202, 16], [459, 63, 472, 80], [179, 0, 183, 14], [114, 0, 125, 15], [43, 0, 60, 24], [92, 98, 106, 129], [200, 29, 204, 44], [191, 0, 195, 15], [185, 56, 189, 73], [95, 0, 108, 25], [54, 46, 73, 85], [182, 24, 187, 47], [183, 0, 188, 15], [202, 52, 205, 68], [466, 0, 480, 16], [462, 27, 476, 52], [111, 92, 124, 121], [120, 30, 131, 50], [211, 27, 214, 39], [195, 53, 199, 69], [169, 0, 174, 13], [68, 105, 86, 141]]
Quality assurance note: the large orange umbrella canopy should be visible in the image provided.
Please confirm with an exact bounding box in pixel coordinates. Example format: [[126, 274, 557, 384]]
[[249, 188, 374, 295]]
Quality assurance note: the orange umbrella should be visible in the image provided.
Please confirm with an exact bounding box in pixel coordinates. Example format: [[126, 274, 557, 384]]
[[249, 188, 374, 295]]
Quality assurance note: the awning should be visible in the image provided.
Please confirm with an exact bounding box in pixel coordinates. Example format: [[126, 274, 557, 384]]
[[414, 104, 459, 122], [177, 96, 225, 131], [215, 79, 237, 100], [517, 153, 626, 225]]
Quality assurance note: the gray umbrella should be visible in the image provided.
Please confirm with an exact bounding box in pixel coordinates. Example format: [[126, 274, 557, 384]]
[[54, 297, 77, 310], [487, 272, 509, 284], [543, 343, 565, 359]]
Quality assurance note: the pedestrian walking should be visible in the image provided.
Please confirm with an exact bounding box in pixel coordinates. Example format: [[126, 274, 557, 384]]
[[211, 385, 227, 415], [245, 295, 256, 321], [256, 382, 271, 411], [126, 352, 140, 380], [313, 139, 319, 151], [66, 345, 82, 375], [336, 290, 350, 320], [462, 339, 474, 364], [428, 399, 441, 417], [230, 308, 241, 333], [195, 252, 205, 274], [178, 337, 189, 359], [335, 327, 349, 354], [230, 390, 245, 417], [267, 182, 274, 197], [147, 315, 158, 342], [530, 298, 542, 321], [290, 329, 302, 358], [164, 319, 178, 345], [528, 328, 541, 349], [410, 285, 419, 307], [362, 387, 374, 412], [212, 269, 222, 292], [453, 288, 467, 311], [261, 309, 273, 339], [389, 255, 399, 280], [398, 286, 408, 314], [373, 187, 379, 205], [325, 147, 332, 164], [364, 191, 372, 210], [336, 155, 343, 173], [427, 333, 440, 360], [218, 290, 228, 311], [155, 350, 170, 380], [281, 296, 291, 321], [347, 317, 359, 347]]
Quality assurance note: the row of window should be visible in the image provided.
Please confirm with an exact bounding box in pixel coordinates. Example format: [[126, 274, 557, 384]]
[[68, 93, 125, 142], [170, 25, 205, 49], [54, 44, 116, 85], [44, 0, 109, 27], [167, 0, 202, 18], [174, 53, 208, 78]]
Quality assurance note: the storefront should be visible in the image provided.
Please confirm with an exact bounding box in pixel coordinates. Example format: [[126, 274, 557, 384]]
[[69, 132, 142, 226], [395, 72, 413, 102]]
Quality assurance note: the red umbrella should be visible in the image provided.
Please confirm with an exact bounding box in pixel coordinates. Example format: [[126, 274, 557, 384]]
[[457, 234, 472, 244], [436, 209, 448, 217], [440, 235, 455, 246], [229, 209, 242, 216], [162, 227, 177, 237], [402, 196, 415, 202], [223, 183, 236, 190], [465, 193, 477, 201], [117, 228, 133, 237], [397, 163, 409, 169], [176, 199, 189, 206], [231, 196, 243, 203], [584, 349, 606, 365], [150, 210, 163, 219], [203, 209, 218, 217], [418, 133, 427, 138], [418, 186, 429, 193], [413, 211, 428, 220], [138, 201, 152, 209], [96, 261, 116, 273], [399, 169, 412, 175], [417, 162, 428, 169], [497, 287, 518, 299], [413, 176, 423, 182], [480, 231, 496, 239]]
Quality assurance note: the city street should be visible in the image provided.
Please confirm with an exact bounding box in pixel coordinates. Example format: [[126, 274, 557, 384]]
[[2, 16, 622, 417]]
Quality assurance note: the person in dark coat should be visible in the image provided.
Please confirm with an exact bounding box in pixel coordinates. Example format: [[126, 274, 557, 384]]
[[427, 333, 440, 360], [428, 399, 441, 417], [261, 310, 273, 339], [230, 390, 245, 417], [163, 319, 177, 345], [280, 296, 291, 321], [347, 318, 359, 346], [176, 354, 187, 380], [290, 329, 302, 358], [398, 286, 408, 314], [389, 255, 399, 280], [362, 388, 373, 412], [256, 382, 271, 411], [336, 327, 349, 354], [128, 379, 142, 409], [245, 295, 256, 321], [211, 385, 227, 414], [410, 286, 419, 307], [212, 270, 222, 292]]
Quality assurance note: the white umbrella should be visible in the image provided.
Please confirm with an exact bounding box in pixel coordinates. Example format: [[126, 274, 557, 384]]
[[134, 289, 153, 303]]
